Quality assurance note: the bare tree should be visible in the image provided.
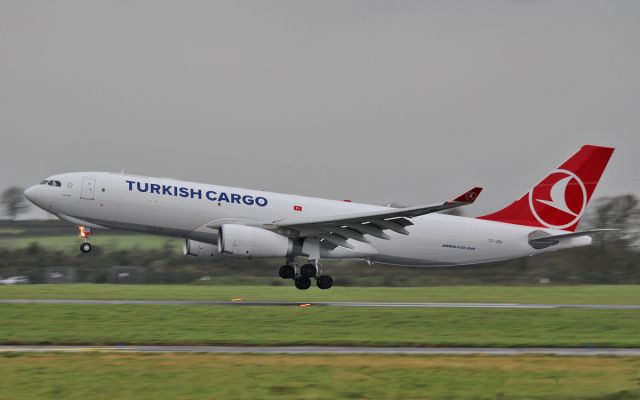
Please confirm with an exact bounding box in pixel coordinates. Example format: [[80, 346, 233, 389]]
[[1, 186, 30, 220], [583, 194, 640, 247]]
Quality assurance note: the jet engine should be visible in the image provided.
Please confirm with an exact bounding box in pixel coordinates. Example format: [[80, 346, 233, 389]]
[[217, 224, 293, 258], [183, 239, 226, 260]]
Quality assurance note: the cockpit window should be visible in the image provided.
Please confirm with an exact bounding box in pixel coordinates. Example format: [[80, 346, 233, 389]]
[[46, 180, 62, 187], [40, 180, 49, 185]]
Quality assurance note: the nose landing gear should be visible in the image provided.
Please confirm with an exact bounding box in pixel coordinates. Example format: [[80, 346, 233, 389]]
[[80, 242, 92, 253], [78, 226, 92, 254]]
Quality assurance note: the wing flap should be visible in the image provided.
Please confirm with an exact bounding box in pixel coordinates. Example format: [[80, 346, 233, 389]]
[[321, 234, 355, 249], [347, 223, 391, 240], [370, 219, 410, 235], [318, 226, 371, 243]]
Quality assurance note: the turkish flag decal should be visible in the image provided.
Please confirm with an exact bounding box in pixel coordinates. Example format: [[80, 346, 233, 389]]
[[293, 205, 303, 211]]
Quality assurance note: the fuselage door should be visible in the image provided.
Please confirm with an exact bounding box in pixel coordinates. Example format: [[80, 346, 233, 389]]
[[80, 177, 96, 200]]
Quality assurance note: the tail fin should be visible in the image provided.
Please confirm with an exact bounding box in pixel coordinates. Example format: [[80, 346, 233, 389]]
[[478, 145, 614, 232]]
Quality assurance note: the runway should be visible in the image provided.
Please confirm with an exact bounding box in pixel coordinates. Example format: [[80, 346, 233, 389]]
[[0, 299, 638, 309], [0, 345, 639, 356]]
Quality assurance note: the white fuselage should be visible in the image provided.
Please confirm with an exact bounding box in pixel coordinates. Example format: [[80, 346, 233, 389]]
[[24, 172, 590, 266]]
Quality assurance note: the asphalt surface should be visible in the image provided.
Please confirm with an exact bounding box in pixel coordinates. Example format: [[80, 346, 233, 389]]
[[0, 299, 638, 309], [0, 345, 639, 356]]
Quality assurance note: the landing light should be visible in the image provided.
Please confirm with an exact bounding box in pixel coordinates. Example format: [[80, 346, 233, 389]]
[[79, 226, 92, 238]]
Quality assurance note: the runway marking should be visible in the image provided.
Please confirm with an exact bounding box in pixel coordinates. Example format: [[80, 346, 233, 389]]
[[0, 345, 639, 356], [0, 299, 638, 309]]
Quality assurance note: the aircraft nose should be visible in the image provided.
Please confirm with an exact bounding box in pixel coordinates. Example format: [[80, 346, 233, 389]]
[[23, 185, 39, 204]]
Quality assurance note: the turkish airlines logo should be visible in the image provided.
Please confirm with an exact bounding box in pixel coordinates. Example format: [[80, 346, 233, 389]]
[[528, 169, 587, 230], [465, 191, 478, 201]]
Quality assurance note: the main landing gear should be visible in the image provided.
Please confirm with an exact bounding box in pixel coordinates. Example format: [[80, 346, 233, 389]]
[[278, 264, 295, 279], [78, 226, 92, 254], [279, 259, 334, 290]]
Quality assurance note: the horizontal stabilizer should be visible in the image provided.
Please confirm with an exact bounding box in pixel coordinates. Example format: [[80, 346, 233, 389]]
[[528, 229, 618, 249]]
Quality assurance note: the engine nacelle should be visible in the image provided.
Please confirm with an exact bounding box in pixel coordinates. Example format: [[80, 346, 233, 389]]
[[183, 239, 227, 260], [217, 224, 293, 258]]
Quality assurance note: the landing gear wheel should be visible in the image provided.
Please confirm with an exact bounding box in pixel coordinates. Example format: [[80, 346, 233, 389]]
[[80, 242, 92, 254], [300, 264, 317, 278], [294, 276, 311, 290], [279, 265, 295, 279], [317, 275, 333, 289]]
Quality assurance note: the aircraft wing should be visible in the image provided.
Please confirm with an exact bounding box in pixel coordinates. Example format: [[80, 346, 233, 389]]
[[264, 187, 482, 248]]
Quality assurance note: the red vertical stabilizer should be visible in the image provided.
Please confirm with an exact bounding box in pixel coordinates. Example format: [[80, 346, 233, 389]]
[[477, 145, 614, 232]]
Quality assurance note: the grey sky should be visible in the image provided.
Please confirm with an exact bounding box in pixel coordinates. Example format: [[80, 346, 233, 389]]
[[1, 1, 638, 218]]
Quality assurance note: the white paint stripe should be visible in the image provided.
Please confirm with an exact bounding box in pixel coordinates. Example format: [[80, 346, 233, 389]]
[[0, 345, 639, 356]]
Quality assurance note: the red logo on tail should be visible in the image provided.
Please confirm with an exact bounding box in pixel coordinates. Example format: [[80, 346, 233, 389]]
[[528, 169, 587, 229]]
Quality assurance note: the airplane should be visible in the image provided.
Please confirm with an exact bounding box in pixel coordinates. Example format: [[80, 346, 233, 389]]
[[24, 144, 615, 290]]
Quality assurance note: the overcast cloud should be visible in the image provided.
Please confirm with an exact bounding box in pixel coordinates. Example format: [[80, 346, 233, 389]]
[[1, 1, 638, 217]]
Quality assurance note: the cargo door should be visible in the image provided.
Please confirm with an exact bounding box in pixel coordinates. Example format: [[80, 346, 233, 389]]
[[80, 177, 96, 200]]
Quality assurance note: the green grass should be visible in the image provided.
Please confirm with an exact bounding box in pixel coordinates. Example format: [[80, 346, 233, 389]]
[[0, 227, 26, 235], [0, 234, 180, 251], [0, 285, 638, 399], [0, 304, 638, 347], [0, 353, 638, 400], [0, 284, 638, 304]]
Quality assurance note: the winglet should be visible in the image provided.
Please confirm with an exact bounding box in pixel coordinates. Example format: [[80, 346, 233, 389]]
[[452, 187, 483, 203]]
